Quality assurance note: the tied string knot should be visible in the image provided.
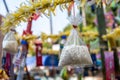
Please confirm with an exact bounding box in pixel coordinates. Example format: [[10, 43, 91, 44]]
[[73, 25, 77, 28]]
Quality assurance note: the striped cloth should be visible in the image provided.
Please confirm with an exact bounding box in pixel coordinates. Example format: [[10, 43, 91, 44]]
[[13, 50, 26, 67]]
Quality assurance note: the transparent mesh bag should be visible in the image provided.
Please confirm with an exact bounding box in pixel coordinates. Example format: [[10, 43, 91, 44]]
[[59, 27, 93, 67], [59, 14, 93, 67], [2, 31, 18, 54]]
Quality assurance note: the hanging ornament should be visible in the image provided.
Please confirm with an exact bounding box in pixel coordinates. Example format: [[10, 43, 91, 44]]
[[35, 40, 43, 67], [59, 12, 92, 67], [59, 26, 93, 67], [2, 31, 18, 54]]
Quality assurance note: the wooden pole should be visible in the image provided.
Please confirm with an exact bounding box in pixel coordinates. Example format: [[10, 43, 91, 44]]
[[3, 0, 9, 13], [50, 12, 53, 34], [82, 5, 87, 27], [96, 2, 108, 80], [0, 15, 4, 68]]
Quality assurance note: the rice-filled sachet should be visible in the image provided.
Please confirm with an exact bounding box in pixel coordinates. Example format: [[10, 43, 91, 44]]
[[59, 15, 93, 67], [2, 31, 18, 54]]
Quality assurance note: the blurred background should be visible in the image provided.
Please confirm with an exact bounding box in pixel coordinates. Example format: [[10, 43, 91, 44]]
[[0, 0, 120, 80]]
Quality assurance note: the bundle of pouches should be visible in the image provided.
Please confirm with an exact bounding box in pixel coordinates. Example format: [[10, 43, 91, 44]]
[[59, 15, 93, 67], [2, 31, 18, 54]]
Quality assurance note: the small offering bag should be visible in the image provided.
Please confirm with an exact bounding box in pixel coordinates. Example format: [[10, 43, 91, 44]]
[[2, 31, 18, 54], [59, 13, 92, 67], [59, 26, 93, 67]]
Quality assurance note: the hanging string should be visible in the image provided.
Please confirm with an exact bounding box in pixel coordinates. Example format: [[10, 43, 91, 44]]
[[67, 1, 74, 16], [72, 1, 77, 28], [73, 1, 75, 17]]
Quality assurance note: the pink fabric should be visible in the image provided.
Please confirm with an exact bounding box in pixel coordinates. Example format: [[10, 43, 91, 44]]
[[33, 13, 40, 20], [104, 51, 115, 80], [94, 11, 114, 27]]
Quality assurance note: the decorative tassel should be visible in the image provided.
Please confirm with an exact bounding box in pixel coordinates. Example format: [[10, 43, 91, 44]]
[[35, 40, 43, 67]]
